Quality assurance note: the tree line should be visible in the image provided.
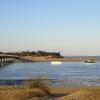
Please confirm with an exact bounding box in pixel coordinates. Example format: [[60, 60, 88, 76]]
[[1, 51, 63, 58]]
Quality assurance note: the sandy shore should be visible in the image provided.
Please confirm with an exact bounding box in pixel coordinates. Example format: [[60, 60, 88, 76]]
[[20, 56, 100, 62]]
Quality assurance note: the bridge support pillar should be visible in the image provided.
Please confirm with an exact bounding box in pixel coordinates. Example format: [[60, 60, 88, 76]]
[[0, 56, 16, 67]]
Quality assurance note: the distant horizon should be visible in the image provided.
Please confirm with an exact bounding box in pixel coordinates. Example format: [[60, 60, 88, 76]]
[[0, 0, 100, 56]]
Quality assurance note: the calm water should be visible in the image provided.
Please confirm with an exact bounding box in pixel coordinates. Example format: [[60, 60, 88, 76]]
[[0, 62, 100, 86]]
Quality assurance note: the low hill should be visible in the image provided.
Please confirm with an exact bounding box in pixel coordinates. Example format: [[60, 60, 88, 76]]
[[5, 51, 64, 58]]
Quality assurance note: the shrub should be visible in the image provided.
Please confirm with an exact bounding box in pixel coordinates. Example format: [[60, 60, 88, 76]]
[[24, 78, 50, 95]]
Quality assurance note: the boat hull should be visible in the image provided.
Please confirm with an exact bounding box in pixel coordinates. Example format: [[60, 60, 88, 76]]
[[50, 61, 62, 65]]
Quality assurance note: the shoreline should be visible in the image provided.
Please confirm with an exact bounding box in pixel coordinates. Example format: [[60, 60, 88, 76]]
[[0, 78, 100, 87], [20, 56, 100, 62]]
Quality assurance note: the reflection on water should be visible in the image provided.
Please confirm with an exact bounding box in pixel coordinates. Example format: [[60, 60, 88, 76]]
[[0, 62, 100, 86]]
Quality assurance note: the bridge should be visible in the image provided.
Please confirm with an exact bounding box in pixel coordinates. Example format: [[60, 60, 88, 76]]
[[0, 54, 34, 66], [0, 54, 18, 66]]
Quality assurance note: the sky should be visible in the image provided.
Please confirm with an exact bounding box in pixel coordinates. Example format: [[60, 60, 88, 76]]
[[0, 0, 100, 56]]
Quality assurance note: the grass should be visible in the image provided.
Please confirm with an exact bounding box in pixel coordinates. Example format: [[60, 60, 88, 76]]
[[58, 87, 100, 100], [0, 87, 49, 100], [24, 78, 50, 94], [0, 78, 50, 100], [0, 85, 100, 100]]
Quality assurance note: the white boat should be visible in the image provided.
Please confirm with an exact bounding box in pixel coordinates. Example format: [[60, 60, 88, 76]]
[[84, 59, 96, 65], [50, 61, 62, 65], [84, 59, 95, 64], [84, 62, 95, 65]]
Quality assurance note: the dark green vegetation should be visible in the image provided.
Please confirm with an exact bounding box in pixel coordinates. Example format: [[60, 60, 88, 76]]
[[2, 50, 63, 58], [24, 78, 50, 95]]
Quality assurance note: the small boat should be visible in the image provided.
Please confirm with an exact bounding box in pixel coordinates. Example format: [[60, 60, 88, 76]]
[[84, 59, 95, 64], [50, 61, 62, 65]]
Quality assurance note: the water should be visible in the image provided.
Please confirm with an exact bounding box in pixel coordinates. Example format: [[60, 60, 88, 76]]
[[0, 62, 100, 86]]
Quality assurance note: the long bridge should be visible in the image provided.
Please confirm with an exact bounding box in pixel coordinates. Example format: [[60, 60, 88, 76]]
[[0, 54, 18, 66], [0, 54, 34, 66]]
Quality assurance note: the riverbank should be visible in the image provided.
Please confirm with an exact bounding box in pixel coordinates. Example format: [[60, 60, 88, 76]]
[[0, 86, 100, 100], [20, 56, 100, 62]]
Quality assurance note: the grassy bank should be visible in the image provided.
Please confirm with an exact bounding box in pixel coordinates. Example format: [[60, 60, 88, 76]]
[[0, 86, 49, 100], [0, 86, 100, 100], [58, 87, 100, 100]]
